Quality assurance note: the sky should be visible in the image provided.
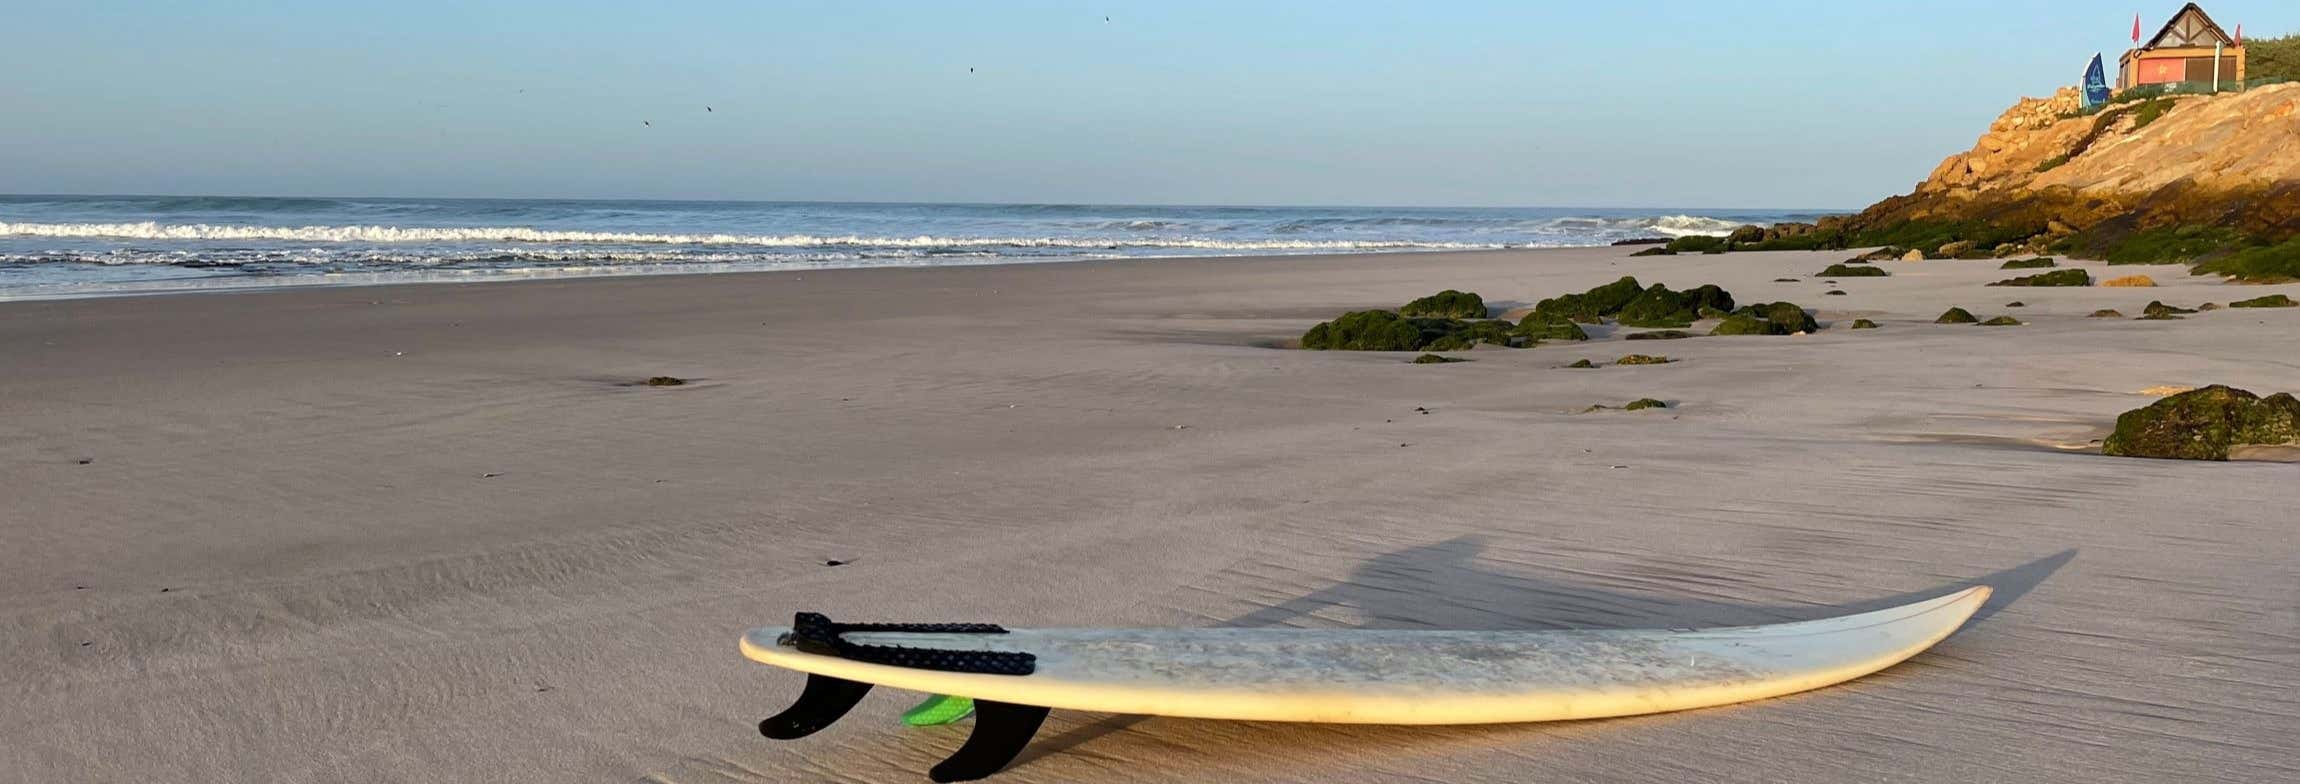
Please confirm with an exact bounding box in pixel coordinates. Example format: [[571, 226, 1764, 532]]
[[1, 1, 2292, 209]]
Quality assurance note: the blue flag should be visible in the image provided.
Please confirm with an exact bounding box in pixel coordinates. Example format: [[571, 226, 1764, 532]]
[[2082, 54, 2110, 107]]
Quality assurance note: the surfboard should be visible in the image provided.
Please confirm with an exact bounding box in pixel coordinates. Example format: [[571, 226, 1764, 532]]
[[741, 585, 1988, 781]]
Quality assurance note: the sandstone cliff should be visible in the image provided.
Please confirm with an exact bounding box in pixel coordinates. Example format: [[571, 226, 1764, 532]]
[[1843, 83, 2300, 269]]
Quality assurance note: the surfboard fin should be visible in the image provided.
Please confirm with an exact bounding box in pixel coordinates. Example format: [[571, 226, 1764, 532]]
[[902, 694, 976, 726], [927, 699, 1049, 783], [759, 674, 872, 740]]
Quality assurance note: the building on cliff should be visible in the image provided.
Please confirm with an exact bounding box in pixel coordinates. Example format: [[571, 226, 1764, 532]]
[[2118, 3, 2244, 91]]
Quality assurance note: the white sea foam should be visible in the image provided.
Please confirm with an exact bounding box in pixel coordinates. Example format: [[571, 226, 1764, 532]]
[[0, 221, 1498, 251], [1641, 215, 1746, 237]]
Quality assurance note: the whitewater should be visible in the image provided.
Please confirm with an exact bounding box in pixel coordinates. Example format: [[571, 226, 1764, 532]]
[[0, 196, 1827, 299]]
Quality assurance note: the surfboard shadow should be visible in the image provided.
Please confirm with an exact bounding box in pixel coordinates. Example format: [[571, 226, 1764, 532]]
[[1015, 540, 2071, 769]]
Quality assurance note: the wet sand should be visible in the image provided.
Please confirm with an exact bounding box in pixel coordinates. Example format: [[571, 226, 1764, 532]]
[[3, 247, 2296, 782]]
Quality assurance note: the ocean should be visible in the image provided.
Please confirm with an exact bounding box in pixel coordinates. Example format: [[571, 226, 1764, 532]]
[[0, 196, 1828, 300]]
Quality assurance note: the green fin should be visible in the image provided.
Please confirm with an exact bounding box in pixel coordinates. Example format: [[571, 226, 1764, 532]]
[[900, 694, 975, 726]]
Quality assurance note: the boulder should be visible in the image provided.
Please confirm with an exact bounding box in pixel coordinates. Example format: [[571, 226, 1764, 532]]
[[1850, 318, 1880, 329], [1938, 240, 1980, 259], [2101, 384, 2300, 460], [1936, 307, 1979, 324], [1531, 275, 1646, 323], [2229, 294, 2297, 308], [2089, 309, 2124, 318], [1514, 311, 1591, 341], [2103, 275, 2157, 287], [1817, 263, 1888, 277], [1623, 330, 1693, 341], [1900, 249, 1927, 262], [1399, 289, 1489, 319], [1623, 398, 1668, 411], [1999, 257, 2057, 269], [1979, 315, 2023, 326], [1411, 353, 1469, 364], [1988, 269, 2091, 287], [1615, 354, 1674, 365]]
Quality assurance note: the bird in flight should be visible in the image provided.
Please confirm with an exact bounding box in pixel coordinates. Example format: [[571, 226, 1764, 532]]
[[642, 120, 651, 127], [705, 106, 713, 112]]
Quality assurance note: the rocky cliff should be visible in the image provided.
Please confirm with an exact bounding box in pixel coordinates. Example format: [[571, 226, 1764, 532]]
[[1840, 84, 2300, 277], [1685, 84, 2300, 280]]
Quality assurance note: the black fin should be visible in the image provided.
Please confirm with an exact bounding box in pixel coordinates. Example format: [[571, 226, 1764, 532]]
[[759, 674, 873, 740], [927, 700, 1050, 782]]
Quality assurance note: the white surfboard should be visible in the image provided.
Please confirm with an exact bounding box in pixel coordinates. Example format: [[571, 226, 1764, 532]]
[[740, 585, 1988, 781]]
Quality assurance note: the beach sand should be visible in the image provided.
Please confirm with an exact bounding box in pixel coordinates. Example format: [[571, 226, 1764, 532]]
[[4, 248, 2297, 782]]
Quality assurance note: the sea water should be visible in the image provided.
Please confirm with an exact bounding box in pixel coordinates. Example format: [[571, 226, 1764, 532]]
[[0, 196, 1826, 300]]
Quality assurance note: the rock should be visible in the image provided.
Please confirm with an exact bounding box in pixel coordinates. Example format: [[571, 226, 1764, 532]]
[[1629, 246, 1676, 257], [2101, 384, 2300, 460], [1623, 398, 1668, 411], [1727, 225, 1768, 244], [1988, 269, 2091, 287], [1728, 301, 1819, 334], [2136, 312, 2186, 320], [1901, 249, 1926, 262], [2142, 300, 2198, 317], [1611, 238, 1670, 246], [2229, 294, 2297, 308], [1304, 311, 1522, 351], [2103, 275, 2158, 287], [1617, 283, 1735, 328], [2005, 301, 2025, 307], [1858, 247, 1907, 261], [1302, 310, 1425, 351], [1773, 278, 1801, 283], [1615, 354, 1674, 365], [1566, 359, 1597, 368], [1515, 311, 1591, 342], [1623, 330, 1693, 340], [1825, 290, 1847, 296], [645, 376, 688, 386], [1411, 353, 1469, 364], [1532, 276, 1646, 323], [1999, 257, 2057, 269], [2199, 302, 2221, 311], [1978, 315, 2023, 326], [1399, 289, 1488, 319], [1936, 307, 1980, 323], [1817, 263, 1888, 277], [2089, 309, 2124, 318], [1850, 318, 1880, 329], [1938, 240, 1980, 259]]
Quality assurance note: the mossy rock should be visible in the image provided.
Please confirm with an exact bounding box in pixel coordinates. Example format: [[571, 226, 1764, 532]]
[[2228, 294, 2297, 308], [1566, 359, 1597, 368], [2142, 300, 2198, 317], [1616, 283, 1734, 328], [1709, 313, 1776, 335], [1302, 310, 1425, 350], [1623, 398, 1668, 411], [1772, 277, 1801, 283], [1411, 353, 1469, 364], [2135, 313, 2186, 320], [1615, 354, 1674, 365], [1988, 269, 2091, 287], [1623, 330, 1693, 341], [2004, 301, 2026, 308], [1305, 311, 1521, 351], [1978, 315, 2023, 326], [1998, 257, 2057, 269], [1514, 311, 1591, 341], [2101, 384, 2300, 460], [1629, 246, 1676, 257], [2199, 303, 2221, 311], [1399, 289, 1489, 319], [1816, 263, 1888, 277], [1824, 290, 1847, 296], [1850, 318, 1880, 329], [2089, 309, 2124, 318], [1935, 307, 1979, 324], [1532, 276, 1646, 323], [1711, 301, 1818, 335], [645, 376, 688, 387]]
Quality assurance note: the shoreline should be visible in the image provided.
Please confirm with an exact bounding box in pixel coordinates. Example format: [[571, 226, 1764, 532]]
[[5, 244, 2296, 782]]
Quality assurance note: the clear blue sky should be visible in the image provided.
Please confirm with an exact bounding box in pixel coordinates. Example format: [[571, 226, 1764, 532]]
[[2, 1, 2291, 208]]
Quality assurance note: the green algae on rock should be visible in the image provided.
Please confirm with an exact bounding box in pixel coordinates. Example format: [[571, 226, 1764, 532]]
[[2101, 384, 2300, 460], [1399, 289, 1489, 319], [1988, 269, 2091, 287], [2228, 294, 2297, 308], [1411, 353, 1469, 364], [1935, 307, 1980, 324]]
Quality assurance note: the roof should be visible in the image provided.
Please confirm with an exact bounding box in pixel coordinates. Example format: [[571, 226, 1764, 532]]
[[2141, 3, 2236, 50]]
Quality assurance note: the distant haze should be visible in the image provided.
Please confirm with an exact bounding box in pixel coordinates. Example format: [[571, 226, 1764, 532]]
[[2, 1, 2292, 207]]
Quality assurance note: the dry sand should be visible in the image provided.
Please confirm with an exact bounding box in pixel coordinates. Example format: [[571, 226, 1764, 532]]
[[3, 247, 2297, 783]]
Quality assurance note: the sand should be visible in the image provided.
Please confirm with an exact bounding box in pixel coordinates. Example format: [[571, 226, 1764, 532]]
[[3, 247, 2296, 783]]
